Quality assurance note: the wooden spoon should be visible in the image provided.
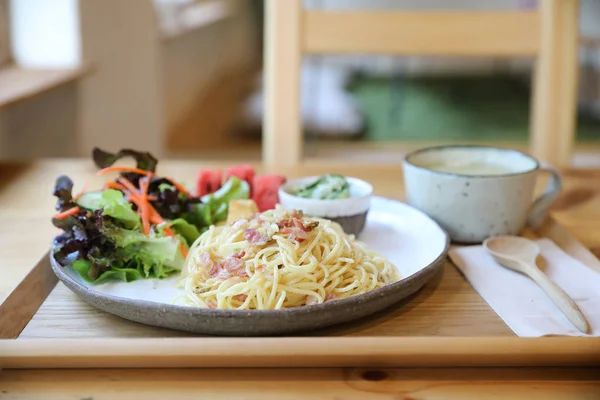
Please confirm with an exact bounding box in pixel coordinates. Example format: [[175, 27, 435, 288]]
[[483, 236, 591, 334]]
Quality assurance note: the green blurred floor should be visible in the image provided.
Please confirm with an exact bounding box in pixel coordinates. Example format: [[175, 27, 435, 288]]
[[349, 75, 600, 142]]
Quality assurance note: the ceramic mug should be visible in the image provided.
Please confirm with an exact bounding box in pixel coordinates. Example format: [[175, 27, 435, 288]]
[[402, 145, 562, 243]]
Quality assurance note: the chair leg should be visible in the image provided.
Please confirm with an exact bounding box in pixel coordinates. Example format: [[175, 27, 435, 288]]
[[531, 0, 580, 167], [555, 0, 580, 167], [263, 0, 302, 165]]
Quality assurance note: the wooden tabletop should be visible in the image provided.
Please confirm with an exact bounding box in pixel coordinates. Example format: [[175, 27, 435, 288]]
[[1, 159, 600, 399]]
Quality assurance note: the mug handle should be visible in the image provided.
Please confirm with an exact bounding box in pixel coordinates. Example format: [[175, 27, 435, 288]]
[[527, 162, 563, 229]]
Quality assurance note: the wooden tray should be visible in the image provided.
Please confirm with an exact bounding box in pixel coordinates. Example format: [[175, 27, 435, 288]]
[[1, 217, 599, 369]]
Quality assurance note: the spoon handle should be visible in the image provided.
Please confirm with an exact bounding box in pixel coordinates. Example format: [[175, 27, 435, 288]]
[[527, 266, 591, 334]]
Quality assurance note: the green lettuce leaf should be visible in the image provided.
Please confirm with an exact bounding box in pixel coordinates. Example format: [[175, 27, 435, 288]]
[[73, 259, 142, 284], [169, 218, 201, 245], [95, 267, 143, 284], [100, 190, 140, 227], [76, 189, 140, 228], [106, 225, 185, 270], [72, 256, 178, 284], [199, 176, 250, 224], [182, 203, 213, 228]]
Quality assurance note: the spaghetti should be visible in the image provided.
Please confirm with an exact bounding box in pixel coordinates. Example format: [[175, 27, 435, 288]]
[[176, 205, 400, 310]]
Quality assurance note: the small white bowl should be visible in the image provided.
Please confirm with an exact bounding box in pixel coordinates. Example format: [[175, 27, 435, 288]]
[[278, 176, 373, 235]]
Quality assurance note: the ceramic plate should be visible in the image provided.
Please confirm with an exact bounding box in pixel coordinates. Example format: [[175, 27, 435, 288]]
[[50, 196, 450, 336]]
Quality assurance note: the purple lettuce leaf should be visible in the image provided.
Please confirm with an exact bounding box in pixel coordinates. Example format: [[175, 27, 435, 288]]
[[92, 147, 158, 173]]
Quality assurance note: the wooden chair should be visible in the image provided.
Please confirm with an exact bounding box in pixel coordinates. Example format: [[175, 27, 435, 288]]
[[263, 0, 580, 167]]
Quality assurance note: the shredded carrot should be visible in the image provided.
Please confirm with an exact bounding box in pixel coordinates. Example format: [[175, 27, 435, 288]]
[[109, 180, 156, 201], [147, 206, 164, 225], [106, 181, 140, 204], [97, 166, 153, 177], [127, 194, 164, 226], [101, 171, 189, 256], [117, 178, 148, 207], [163, 226, 188, 257], [180, 243, 189, 257], [127, 192, 145, 204], [127, 195, 146, 217], [54, 206, 81, 219], [139, 177, 150, 235], [73, 180, 89, 201], [105, 181, 127, 192], [165, 177, 190, 196], [117, 177, 140, 192]]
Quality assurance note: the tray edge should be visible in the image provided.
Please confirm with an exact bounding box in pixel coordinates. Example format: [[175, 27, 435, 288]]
[[0, 251, 58, 339], [1, 336, 599, 369]]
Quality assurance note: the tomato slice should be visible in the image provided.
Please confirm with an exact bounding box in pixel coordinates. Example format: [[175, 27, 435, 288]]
[[196, 169, 222, 196], [252, 174, 286, 211], [226, 165, 256, 196]]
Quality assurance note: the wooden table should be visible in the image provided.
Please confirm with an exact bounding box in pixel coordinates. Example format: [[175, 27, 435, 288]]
[[1, 160, 600, 399]]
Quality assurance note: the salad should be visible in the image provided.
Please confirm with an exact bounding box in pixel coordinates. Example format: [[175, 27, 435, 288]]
[[51, 148, 251, 284]]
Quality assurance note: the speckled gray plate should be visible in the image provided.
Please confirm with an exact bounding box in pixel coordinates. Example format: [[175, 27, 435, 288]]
[[50, 196, 449, 336]]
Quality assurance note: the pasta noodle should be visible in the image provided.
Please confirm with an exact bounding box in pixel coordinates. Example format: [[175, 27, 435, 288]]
[[175, 205, 400, 310]]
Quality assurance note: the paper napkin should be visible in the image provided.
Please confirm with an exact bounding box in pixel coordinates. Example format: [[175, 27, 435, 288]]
[[448, 238, 600, 337]]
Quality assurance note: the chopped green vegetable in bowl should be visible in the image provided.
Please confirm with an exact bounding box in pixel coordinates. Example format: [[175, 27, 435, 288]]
[[294, 174, 351, 200], [278, 175, 373, 236]]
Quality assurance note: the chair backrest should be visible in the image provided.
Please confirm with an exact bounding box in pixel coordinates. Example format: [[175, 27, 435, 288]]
[[263, 0, 580, 167]]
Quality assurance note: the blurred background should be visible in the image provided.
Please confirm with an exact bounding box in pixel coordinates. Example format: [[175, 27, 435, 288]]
[[0, 0, 599, 165]]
